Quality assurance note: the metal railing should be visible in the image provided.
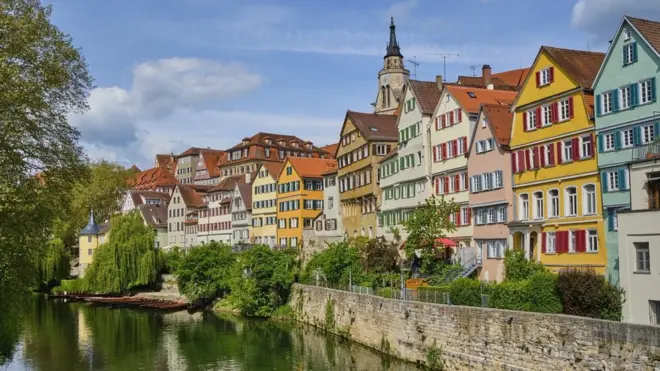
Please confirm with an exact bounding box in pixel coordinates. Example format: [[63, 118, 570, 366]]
[[633, 143, 660, 161]]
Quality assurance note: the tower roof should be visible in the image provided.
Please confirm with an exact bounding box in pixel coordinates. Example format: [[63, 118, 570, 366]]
[[385, 17, 403, 59], [80, 209, 101, 236]]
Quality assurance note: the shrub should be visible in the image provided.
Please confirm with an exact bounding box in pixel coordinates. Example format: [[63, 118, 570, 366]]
[[488, 280, 530, 311], [176, 242, 235, 304], [556, 268, 624, 321], [377, 287, 393, 298], [449, 278, 484, 307], [526, 271, 562, 313], [503, 249, 546, 281], [161, 246, 184, 274], [52, 279, 85, 294], [303, 241, 362, 285]]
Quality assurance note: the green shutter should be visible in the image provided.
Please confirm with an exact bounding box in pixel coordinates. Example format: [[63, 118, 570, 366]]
[[601, 172, 608, 193], [607, 209, 615, 232], [598, 134, 604, 153], [632, 42, 638, 63], [652, 77, 657, 103]]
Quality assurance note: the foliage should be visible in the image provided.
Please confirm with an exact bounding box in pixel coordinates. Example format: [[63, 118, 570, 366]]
[[161, 246, 185, 274], [324, 298, 335, 330], [489, 272, 562, 313], [376, 287, 393, 298], [303, 241, 362, 285], [229, 245, 298, 317], [426, 347, 444, 370], [556, 268, 624, 321], [401, 196, 459, 274], [37, 238, 71, 286], [83, 211, 162, 293], [503, 249, 547, 282], [176, 242, 235, 304], [271, 304, 294, 320], [425, 263, 464, 285], [448, 278, 485, 307], [52, 278, 85, 294], [0, 0, 92, 364], [358, 237, 400, 274]]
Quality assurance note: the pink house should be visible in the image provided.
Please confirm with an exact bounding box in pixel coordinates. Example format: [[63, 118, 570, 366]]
[[466, 104, 515, 282]]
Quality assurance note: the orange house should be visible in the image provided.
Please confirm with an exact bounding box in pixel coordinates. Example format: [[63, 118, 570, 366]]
[[276, 157, 337, 248]]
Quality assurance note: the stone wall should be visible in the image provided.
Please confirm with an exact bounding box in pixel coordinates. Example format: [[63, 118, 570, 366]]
[[291, 284, 660, 371]]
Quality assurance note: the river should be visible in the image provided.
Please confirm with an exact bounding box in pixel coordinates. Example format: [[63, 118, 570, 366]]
[[2, 296, 420, 371]]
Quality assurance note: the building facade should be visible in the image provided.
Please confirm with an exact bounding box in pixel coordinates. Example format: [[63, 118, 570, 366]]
[[78, 210, 109, 277], [276, 157, 337, 248], [467, 104, 515, 282], [175, 147, 205, 184], [137, 204, 168, 249], [302, 167, 343, 259], [374, 17, 409, 115], [378, 80, 440, 241], [250, 163, 281, 247], [231, 183, 252, 245], [337, 111, 397, 239], [120, 190, 169, 214], [509, 46, 607, 273], [194, 150, 225, 186], [593, 16, 660, 283], [167, 184, 209, 249], [197, 175, 244, 245]]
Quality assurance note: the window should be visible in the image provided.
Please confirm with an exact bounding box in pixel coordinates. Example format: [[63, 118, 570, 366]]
[[587, 230, 598, 252], [624, 29, 631, 40], [559, 99, 570, 121], [624, 44, 635, 65], [622, 129, 634, 147], [601, 91, 612, 114], [497, 206, 506, 223], [583, 185, 596, 215], [290, 218, 299, 228], [563, 140, 573, 162], [494, 171, 502, 188], [546, 232, 556, 254], [620, 86, 631, 109], [580, 135, 593, 158], [533, 191, 544, 220], [539, 68, 551, 86], [88, 248, 93, 256], [635, 242, 650, 272], [548, 189, 559, 218], [87, 236, 92, 243], [286, 166, 293, 175], [642, 124, 655, 144], [603, 133, 615, 151], [487, 208, 495, 224], [519, 194, 529, 221], [328, 196, 334, 209], [640, 79, 653, 104], [569, 230, 576, 253], [651, 301, 660, 326], [565, 187, 577, 216], [542, 105, 552, 126], [462, 208, 469, 225], [447, 141, 453, 158], [526, 109, 537, 131], [376, 144, 388, 155]]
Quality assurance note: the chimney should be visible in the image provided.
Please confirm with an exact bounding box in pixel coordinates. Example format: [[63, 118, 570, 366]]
[[482, 65, 492, 86], [436, 75, 443, 90]]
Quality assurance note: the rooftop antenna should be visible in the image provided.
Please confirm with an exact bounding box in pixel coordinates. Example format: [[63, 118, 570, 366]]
[[407, 56, 420, 79], [469, 65, 478, 77], [428, 53, 459, 82]]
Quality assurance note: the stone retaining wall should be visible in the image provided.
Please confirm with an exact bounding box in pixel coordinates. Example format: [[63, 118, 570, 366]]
[[291, 284, 660, 370]]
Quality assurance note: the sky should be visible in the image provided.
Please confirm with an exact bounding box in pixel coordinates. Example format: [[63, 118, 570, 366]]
[[46, 0, 660, 170]]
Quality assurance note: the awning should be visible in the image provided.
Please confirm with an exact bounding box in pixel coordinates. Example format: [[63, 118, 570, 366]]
[[435, 238, 457, 247]]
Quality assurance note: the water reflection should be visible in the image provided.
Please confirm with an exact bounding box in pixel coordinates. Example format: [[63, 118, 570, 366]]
[[4, 296, 420, 371]]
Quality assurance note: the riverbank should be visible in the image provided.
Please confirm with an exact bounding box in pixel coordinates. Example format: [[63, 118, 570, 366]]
[[291, 284, 660, 371]]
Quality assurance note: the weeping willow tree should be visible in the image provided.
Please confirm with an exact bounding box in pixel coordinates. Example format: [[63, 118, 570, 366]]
[[84, 211, 162, 293], [37, 238, 71, 286]]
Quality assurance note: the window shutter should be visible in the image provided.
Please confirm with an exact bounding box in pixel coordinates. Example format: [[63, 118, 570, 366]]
[[541, 232, 547, 254], [568, 97, 574, 118], [441, 143, 447, 159], [525, 149, 531, 170], [614, 131, 622, 150], [449, 112, 454, 125], [656, 122, 660, 140], [557, 142, 563, 164], [590, 133, 596, 156], [612, 89, 619, 111], [441, 114, 446, 128], [597, 134, 604, 153], [469, 176, 474, 193], [523, 111, 528, 132], [540, 146, 546, 167], [577, 230, 587, 253], [454, 139, 459, 156], [444, 177, 450, 194], [533, 146, 540, 168], [631, 83, 639, 106], [633, 126, 641, 145], [535, 71, 541, 88], [601, 172, 608, 193], [548, 143, 555, 166], [607, 210, 614, 232], [511, 152, 518, 173], [549, 67, 555, 83], [618, 169, 627, 190], [652, 77, 657, 103], [372, 144, 377, 154], [386, 145, 391, 153], [433, 146, 438, 162], [535, 107, 542, 128], [518, 150, 526, 171], [595, 94, 602, 117], [454, 175, 459, 192], [435, 178, 440, 195], [632, 42, 638, 63], [435, 117, 440, 130], [458, 109, 463, 122], [572, 137, 580, 159], [462, 137, 468, 154], [466, 208, 471, 225]]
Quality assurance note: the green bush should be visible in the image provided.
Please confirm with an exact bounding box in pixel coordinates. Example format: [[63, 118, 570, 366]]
[[303, 241, 362, 285], [503, 249, 547, 282], [52, 279, 85, 294], [376, 287, 393, 298], [526, 271, 562, 313], [161, 246, 184, 274], [449, 278, 484, 307], [488, 280, 530, 311], [556, 268, 624, 321], [176, 242, 235, 304]]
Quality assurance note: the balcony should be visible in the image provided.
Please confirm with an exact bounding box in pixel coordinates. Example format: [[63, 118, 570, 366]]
[[632, 143, 660, 162]]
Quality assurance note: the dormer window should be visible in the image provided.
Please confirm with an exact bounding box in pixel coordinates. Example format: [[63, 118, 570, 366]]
[[264, 138, 272, 145], [624, 29, 631, 41], [467, 92, 476, 98], [292, 142, 298, 148], [279, 140, 286, 147]]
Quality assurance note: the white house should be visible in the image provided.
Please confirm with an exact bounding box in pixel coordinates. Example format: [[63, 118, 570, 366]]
[[121, 190, 170, 214], [197, 175, 245, 245], [231, 182, 252, 245]]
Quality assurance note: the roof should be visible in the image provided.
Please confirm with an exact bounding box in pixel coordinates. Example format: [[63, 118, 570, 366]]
[[345, 111, 398, 141], [178, 147, 205, 157], [220, 197, 232, 204], [227, 132, 318, 152], [408, 80, 441, 115], [445, 86, 518, 113], [132, 167, 178, 191], [286, 157, 338, 178], [322, 166, 338, 176], [221, 132, 329, 167], [129, 190, 170, 207], [458, 68, 530, 91], [627, 16, 660, 55], [128, 165, 141, 173], [177, 184, 211, 208], [482, 104, 514, 147], [199, 150, 225, 178], [320, 143, 339, 157], [80, 209, 101, 236], [541, 46, 605, 89], [379, 147, 398, 163], [237, 183, 252, 210], [260, 162, 284, 181], [209, 174, 246, 193], [138, 204, 168, 228]]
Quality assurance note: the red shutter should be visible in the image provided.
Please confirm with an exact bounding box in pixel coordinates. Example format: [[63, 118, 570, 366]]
[[568, 97, 574, 118], [549, 103, 556, 124], [435, 178, 440, 194], [435, 117, 440, 130], [449, 112, 454, 125], [548, 144, 556, 166], [433, 146, 438, 162], [572, 137, 580, 159], [540, 146, 546, 167], [533, 146, 540, 169], [557, 142, 563, 164], [466, 208, 471, 225], [578, 230, 587, 253], [444, 177, 450, 194], [454, 175, 459, 191], [535, 107, 542, 128], [441, 143, 447, 159], [511, 152, 518, 173], [441, 115, 446, 128], [525, 149, 531, 170], [549, 67, 555, 83], [541, 232, 547, 253], [535, 71, 541, 87], [458, 109, 463, 122], [518, 150, 526, 171], [590, 133, 596, 156], [462, 137, 468, 154], [523, 111, 528, 132]]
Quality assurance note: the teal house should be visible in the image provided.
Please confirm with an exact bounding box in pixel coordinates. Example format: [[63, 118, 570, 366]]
[[593, 16, 660, 284]]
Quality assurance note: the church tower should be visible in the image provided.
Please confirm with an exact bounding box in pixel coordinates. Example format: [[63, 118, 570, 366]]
[[374, 17, 410, 115]]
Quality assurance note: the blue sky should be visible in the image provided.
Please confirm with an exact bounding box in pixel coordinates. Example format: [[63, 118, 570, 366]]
[[47, 0, 660, 169]]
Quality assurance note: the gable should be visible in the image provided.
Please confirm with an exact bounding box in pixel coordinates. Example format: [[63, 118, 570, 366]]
[[514, 51, 580, 108], [466, 110, 489, 157]]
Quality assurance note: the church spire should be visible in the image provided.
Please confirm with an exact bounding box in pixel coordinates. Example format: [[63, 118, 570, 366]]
[[80, 208, 101, 236], [385, 17, 403, 59]]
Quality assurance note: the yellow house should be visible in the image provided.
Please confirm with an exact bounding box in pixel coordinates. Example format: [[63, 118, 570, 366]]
[[78, 209, 110, 277], [509, 46, 607, 273], [250, 162, 283, 247], [336, 110, 397, 238], [276, 157, 337, 248]]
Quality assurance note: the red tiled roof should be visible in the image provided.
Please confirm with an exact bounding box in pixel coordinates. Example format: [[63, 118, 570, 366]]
[[128, 165, 141, 173], [260, 162, 284, 181], [129, 190, 171, 207], [346, 111, 398, 141], [457, 67, 530, 91], [445, 86, 518, 113], [541, 46, 605, 89], [133, 167, 178, 191], [627, 16, 660, 55], [178, 147, 206, 157], [481, 104, 514, 147], [177, 184, 211, 208], [408, 80, 441, 115], [221, 132, 328, 167], [287, 157, 337, 178], [199, 150, 225, 178], [238, 183, 252, 210], [583, 93, 595, 118], [155, 154, 177, 174], [320, 143, 339, 157], [378, 146, 398, 163]]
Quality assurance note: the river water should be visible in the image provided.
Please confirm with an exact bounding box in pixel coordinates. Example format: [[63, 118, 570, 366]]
[[2, 296, 420, 371]]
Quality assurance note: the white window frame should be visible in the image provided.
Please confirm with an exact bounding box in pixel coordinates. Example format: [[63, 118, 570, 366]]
[[569, 230, 576, 253], [642, 124, 655, 144], [620, 86, 631, 109], [607, 171, 619, 192], [539, 68, 551, 86], [519, 193, 529, 221], [624, 44, 634, 65], [635, 242, 650, 272], [526, 109, 537, 131], [533, 191, 544, 220], [601, 91, 613, 114], [603, 133, 615, 151], [559, 99, 570, 121], [542, 105, 552, 126], [494, 171, 502, 188], [497, 206, 506, 223], [580, 135, 593, 159], [622, 129, 634, 148], [587, 229, 598, 252], [548, 189, 559, 218], [640, 79, 653, 104], [583, 184, 597, 215], [447, 141, 454, 158], [565, 187, 577, 217], [546, 232, 556, 254], [563, 140, 573, 162]]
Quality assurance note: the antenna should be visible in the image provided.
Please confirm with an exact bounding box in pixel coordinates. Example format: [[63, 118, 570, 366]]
[[469, 65, 478, 77], [407, 56, 420, 78], [428, 53, 459, 82]]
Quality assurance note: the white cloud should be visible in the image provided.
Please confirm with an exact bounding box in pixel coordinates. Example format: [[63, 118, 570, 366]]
[[386, 0, 418, 22], [572, 0, 660, 41], [71, 57, 339, 169]]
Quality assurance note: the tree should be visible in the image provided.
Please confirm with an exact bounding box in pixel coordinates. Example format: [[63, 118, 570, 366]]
[[83, 211, 162, 293], [176, 243, 235, 304], [37, 237, 71, 286], [401, 196, 459, 273], [359, 237, 400, 274], [303, 242, 362, 285], [0, 0, 92, 363]]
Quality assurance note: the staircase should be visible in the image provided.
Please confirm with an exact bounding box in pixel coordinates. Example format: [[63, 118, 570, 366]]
[[444, 248, 482, 283]]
